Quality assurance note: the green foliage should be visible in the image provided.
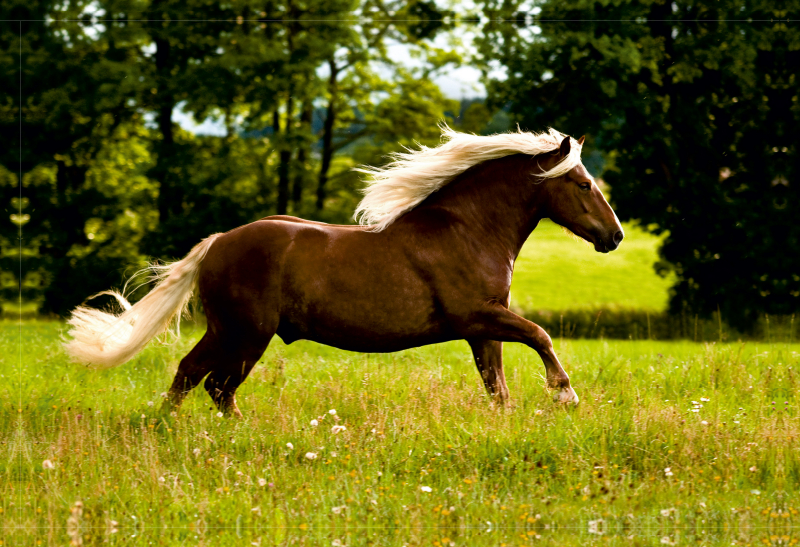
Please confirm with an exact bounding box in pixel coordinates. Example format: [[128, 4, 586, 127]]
[[1, 0, 463, 315], [5, 322, 791, 542], [475, 0, 800, 330]]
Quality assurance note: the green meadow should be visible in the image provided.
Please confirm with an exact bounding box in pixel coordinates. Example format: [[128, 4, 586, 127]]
[[511, 220, 674, 313], [3, 321, 795, 546], [1, 220, 792, 546]]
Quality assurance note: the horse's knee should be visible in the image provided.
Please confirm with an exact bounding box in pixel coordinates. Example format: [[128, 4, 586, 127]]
[[530, 325, 553, 352]]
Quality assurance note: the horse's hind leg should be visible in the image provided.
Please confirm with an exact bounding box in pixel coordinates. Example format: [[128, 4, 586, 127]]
[[163, 332, 224, 413], [163, 327, 273, 417], [202, 328, 273, 418], [467, 338, 510, 404]]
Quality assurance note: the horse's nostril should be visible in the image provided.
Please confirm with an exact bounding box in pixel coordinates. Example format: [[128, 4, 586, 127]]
[[613, 230, 624, 246]]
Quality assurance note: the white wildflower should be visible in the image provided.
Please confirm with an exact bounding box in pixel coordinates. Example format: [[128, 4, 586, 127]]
[[305, 452, 318, 460], [534, 409, 543, 416], [147, 401, 154, 407], [420, 486, 432, 492], [751, 489, 760, 495], [700, 397, 710, 402], [690, 408, 700, 412], [258, 478, 267, 487], [700, 420, 709, 425], [286, 442, 294, 450], [664, 467, 673, 477], [331, 425, 347, 434], [193, 448, 201, 456], [749, 466, 757, 472], [42, 459, 55, 470], [331, 505, 346, 515], [158, 476, 165, 483], [329, 409, 337, 415], [588, 519, 605, 535], [216, 412, 223, 418], [310, 419, 319, 427]]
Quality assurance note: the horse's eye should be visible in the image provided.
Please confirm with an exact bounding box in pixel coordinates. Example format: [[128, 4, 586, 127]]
[[579, 182, 591, 191]]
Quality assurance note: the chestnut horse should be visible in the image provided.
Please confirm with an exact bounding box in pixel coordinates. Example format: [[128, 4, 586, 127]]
[[65, 127, 623, 416]]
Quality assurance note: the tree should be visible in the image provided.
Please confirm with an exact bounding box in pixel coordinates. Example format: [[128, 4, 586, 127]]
[[475, 0, 799, 329], [1, 0, 151, 314]]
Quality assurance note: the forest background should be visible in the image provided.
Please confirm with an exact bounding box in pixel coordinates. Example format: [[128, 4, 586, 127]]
[[1, 0, 797, 338]]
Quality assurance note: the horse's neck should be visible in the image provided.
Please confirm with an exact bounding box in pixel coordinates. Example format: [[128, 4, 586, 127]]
[[411, 155, 545, 257]]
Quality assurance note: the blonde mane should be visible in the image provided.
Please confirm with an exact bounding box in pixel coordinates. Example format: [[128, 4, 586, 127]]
[[354, 124, 584, 232]]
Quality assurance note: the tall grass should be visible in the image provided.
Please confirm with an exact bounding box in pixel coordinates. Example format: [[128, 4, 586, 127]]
[[2, 321, 796, 545]]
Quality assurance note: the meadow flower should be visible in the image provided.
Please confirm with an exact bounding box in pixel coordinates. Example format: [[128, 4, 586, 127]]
[[147, 401, 154, 407], [588, 519, 605, 535], [331, 425, 346, 434], [193, 448, 201, 456], [749, 466, 757, 472], [534, 410, 543, 416], [420, 486, 432, 492], [700, 420, 709, 425], [258, 478, 267, 487], [42, 459, 55, 470], [660, 507, 675, 516], [158, 476, 166, 483], [690, 408, 700, 412], [305, 452, 318, 460], [310, 419, 319, 427], [329, 409, 337, 415], [751, 489, 760, 495], [700, 397, 710, 402], [216, 412, 224, 418], [287, 442, 294, 450], [331, 505, 346, 515], [664, 468, 673, 477], [332, 540, 345, 547]]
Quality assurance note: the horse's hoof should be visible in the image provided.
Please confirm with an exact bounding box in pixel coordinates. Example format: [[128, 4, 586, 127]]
[[553, 386, 580, 406]]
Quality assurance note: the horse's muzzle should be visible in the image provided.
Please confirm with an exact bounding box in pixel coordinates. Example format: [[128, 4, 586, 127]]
[[594, 230, 624, 253]]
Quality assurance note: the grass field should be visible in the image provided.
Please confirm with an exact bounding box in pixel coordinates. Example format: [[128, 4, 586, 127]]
[[511, 220, 674, 312], [3, 321, 795, 545]]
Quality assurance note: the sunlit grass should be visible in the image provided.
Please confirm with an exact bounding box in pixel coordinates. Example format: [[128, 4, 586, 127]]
[[2, 321, 796, 545], [512, 220, 674, 312]]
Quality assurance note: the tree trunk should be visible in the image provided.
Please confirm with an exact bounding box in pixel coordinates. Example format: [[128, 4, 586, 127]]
[[277, 97, 293, 215], [293, 101, 313, 209], [317, 59, 339, 211], [153, 34, 178, 223]]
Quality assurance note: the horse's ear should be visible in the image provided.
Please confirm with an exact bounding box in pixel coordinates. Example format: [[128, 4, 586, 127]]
[[559, 136, 571, 157], [577, 135, 585, 145]]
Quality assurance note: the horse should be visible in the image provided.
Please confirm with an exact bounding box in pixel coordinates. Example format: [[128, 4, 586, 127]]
[[65, 126, 623, 417]]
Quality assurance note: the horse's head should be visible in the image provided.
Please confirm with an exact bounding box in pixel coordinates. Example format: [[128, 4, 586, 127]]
[[540, 136, 624, 253]]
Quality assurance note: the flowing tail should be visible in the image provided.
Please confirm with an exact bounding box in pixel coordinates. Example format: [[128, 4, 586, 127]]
[[64, 233, 222, 369]]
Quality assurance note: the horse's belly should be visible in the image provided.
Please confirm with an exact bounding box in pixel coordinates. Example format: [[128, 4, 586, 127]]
[[277, 301, 454, 353]]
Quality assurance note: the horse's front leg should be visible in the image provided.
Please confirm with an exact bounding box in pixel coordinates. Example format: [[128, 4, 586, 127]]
[[465, 305, 579, 405], [467, 339, 510, 404]]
